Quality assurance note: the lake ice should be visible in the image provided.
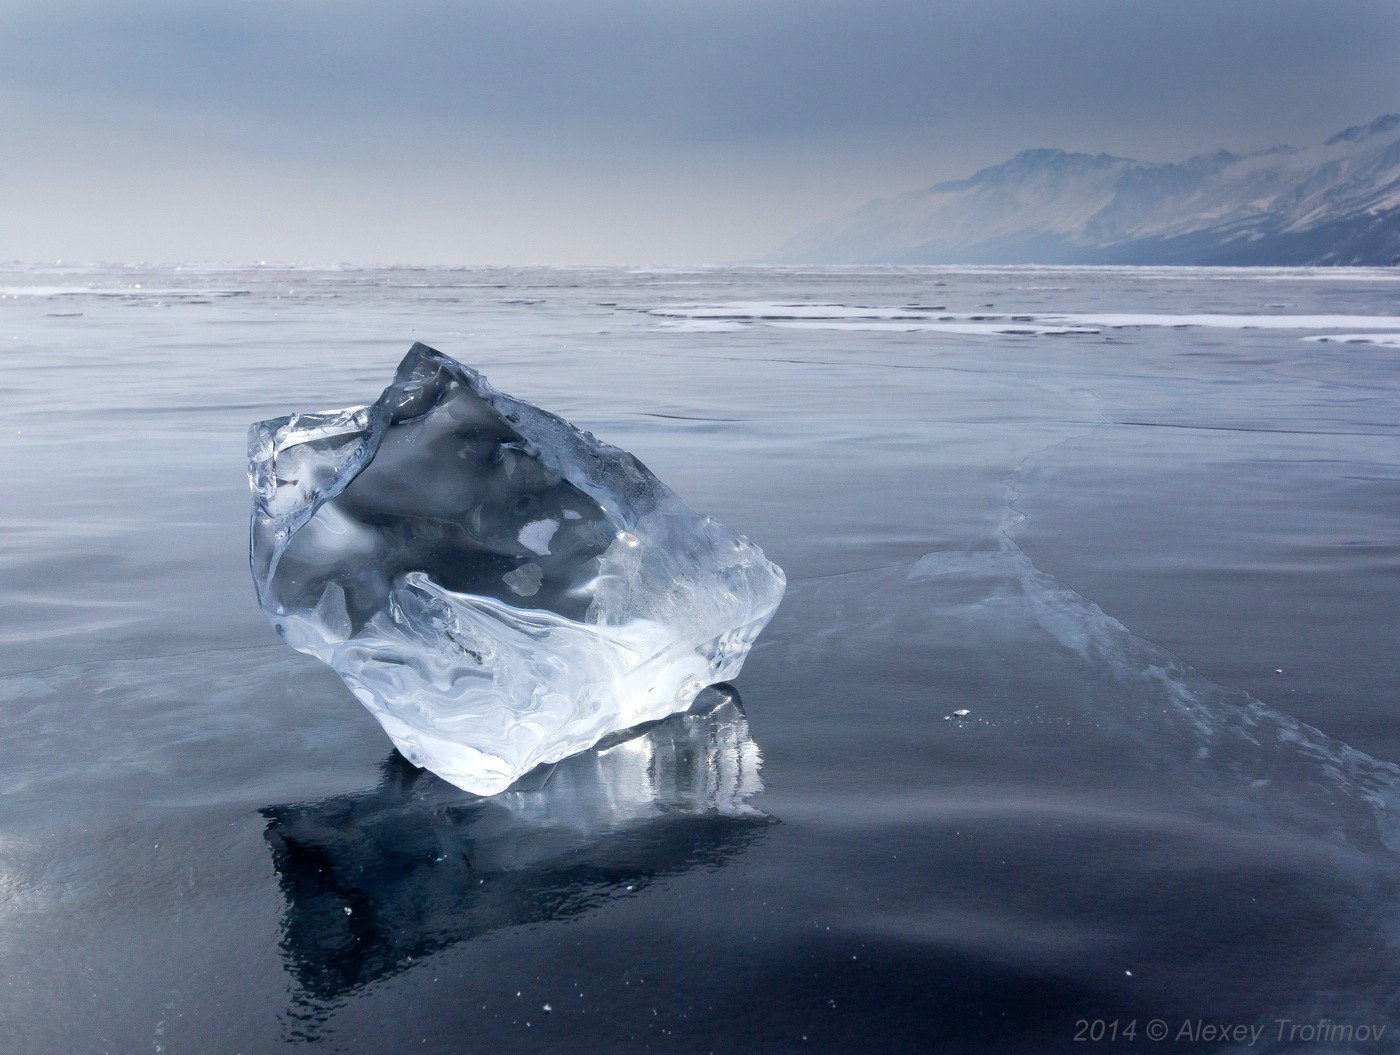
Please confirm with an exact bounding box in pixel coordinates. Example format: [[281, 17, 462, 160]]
[[1, 263, 1397, 1051]]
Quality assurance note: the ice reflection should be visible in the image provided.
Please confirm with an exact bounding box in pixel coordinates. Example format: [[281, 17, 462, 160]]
[[262, 686, 769, 1007]]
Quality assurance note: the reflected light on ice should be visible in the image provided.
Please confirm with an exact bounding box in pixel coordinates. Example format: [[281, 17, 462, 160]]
[[260, 685, 771, 1014]]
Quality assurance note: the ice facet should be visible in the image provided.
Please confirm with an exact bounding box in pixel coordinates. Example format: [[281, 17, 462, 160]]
[[248, 343, 785, 794]]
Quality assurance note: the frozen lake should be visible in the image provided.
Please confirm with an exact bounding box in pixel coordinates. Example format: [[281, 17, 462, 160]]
[[2, 264, 1398, 1051]]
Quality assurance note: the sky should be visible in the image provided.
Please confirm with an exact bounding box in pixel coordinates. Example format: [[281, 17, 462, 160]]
[[3, 0, 1398, 265]]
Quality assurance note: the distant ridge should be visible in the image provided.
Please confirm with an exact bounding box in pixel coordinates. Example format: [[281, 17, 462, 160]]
[[769, 115, 1400, 266]]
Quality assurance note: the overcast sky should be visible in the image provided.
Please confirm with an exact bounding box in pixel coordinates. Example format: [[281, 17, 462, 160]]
[[3, 0, 1397, 264]]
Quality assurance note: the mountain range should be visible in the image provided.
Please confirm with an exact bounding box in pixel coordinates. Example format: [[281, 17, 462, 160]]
[[768, 115, 1400, 266]]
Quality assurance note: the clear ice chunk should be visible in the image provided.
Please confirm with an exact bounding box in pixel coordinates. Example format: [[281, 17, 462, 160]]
[[248, 343, 785, 794]]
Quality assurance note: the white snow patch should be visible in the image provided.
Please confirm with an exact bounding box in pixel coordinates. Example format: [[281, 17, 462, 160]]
[[652, 302, 939, 320], [771, 320, 1099, 336], [1302, 332, 1400, 347], [0, 286, 249, 298], [1043, 313, 1400, 330]]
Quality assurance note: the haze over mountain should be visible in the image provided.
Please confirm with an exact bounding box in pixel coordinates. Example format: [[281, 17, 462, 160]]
[[770, 116, 1400, 266]]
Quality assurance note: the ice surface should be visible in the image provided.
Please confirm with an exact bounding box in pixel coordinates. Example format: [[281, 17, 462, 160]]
[[652, 302, 1400, 336], [249, 343, 785, 794]]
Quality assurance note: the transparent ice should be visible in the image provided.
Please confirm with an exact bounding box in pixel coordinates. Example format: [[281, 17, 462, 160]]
[[249, 343, 785, 794]]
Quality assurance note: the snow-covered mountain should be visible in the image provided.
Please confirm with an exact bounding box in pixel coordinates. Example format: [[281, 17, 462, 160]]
[[769, 115, 1400, 266]]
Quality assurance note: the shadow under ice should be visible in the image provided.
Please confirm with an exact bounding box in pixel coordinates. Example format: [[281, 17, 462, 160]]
[[261, 685, 771, 1008]]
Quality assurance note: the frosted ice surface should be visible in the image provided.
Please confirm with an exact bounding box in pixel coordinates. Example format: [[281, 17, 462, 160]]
[[249, 343, 786, 794]]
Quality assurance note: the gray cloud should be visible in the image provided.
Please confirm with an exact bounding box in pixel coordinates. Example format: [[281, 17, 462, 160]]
[[3, 0, 1397, 262]]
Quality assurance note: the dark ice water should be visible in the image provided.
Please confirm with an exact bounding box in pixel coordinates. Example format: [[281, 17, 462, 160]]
[[1, 264, 1398, 1053]]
